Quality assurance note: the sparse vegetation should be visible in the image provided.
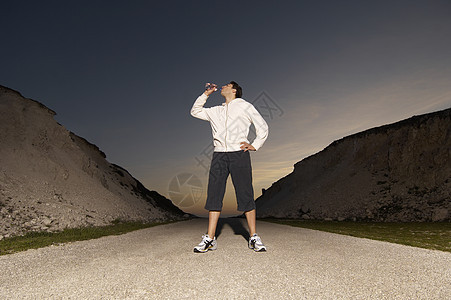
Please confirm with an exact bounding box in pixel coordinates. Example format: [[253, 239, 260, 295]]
[[262, 219, 451, 252], [0, 220, 180, 256]]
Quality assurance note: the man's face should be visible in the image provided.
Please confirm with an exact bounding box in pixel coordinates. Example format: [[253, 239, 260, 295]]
[[220, 83, 236, 98]]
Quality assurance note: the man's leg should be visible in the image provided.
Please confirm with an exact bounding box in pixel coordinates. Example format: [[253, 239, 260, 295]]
[[194, 210, 221, 253], [245, 209, 256, 236], [207, 210, 221, 238], [246, 208, 266, 251], [194, 151, 227, 252]]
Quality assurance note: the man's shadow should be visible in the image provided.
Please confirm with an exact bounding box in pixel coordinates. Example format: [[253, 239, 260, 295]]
[[215, 217, 249, 241]]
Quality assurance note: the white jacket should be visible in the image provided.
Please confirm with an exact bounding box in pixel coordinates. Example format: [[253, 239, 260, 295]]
[[191, 93, 269, 152]]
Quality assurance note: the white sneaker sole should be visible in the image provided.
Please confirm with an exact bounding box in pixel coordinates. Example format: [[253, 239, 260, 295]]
[[249, 241, 267, 252], [193, 245, 217, 253], [250, 246, 266, 252]]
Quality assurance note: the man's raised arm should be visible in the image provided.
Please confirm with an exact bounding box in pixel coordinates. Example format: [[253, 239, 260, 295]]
[[190, 85, 217, 121]]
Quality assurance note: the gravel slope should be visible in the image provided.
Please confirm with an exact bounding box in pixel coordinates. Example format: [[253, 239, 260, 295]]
[[1, 219, 450, 299]]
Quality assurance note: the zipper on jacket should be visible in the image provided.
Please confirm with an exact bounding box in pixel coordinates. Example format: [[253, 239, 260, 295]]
[[225, 103, 228, 151]]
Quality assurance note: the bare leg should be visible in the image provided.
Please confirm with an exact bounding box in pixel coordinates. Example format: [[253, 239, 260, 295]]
[[245, 209, 257, 236], [207, 211, 221, 238]]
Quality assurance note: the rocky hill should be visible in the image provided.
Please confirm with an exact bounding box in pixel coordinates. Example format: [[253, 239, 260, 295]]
[[256, 108, 451, 222], [0, 85, 187, 239]]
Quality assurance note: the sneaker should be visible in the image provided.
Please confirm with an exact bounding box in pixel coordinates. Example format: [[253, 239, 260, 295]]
[[249, 233, 266, 252], [193, 234, 217, 253]]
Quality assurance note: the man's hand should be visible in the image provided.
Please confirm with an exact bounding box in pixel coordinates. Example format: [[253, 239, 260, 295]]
[[240, 142, 256, 152], [204, 84, 218, 96]]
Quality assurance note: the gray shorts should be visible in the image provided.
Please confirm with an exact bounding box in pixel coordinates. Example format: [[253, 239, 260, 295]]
[[204, 150, 256, 212]]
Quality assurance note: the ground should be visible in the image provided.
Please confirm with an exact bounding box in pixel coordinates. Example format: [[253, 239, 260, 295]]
[[1, 219, 449, 299]]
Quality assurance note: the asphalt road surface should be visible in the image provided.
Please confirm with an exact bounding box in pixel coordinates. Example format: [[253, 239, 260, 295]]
[[1, 219, 450, 299]]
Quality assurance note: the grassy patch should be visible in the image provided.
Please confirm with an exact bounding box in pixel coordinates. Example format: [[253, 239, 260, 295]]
[[0, 220, 179, 256], [261, 219, 451, 252]]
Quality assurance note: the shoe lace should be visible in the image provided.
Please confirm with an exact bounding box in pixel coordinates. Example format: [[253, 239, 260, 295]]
[[200, 234, 213, 245], [252, 235, 262, 245], [204, 239, 213, 248]]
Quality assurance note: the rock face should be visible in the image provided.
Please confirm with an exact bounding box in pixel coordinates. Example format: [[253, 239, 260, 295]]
[[0, 85, 186, 238], [256, 108, 451, 222]]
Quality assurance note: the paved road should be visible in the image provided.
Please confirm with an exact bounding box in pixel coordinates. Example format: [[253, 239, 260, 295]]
[[1, 219, 450, 299]]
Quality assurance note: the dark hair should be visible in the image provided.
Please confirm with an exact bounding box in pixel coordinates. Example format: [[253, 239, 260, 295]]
[[230, 81, 243, 98]]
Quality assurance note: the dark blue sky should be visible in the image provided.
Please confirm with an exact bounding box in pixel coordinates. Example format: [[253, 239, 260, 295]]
[[2, 1, 451, 216]]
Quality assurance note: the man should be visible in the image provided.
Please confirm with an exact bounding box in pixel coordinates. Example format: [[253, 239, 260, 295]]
[[190, 81, 269, 253]]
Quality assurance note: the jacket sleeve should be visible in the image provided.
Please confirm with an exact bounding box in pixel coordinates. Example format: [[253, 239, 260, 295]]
[[190, 93, 211, 121], [247, 104, 269, 151]]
